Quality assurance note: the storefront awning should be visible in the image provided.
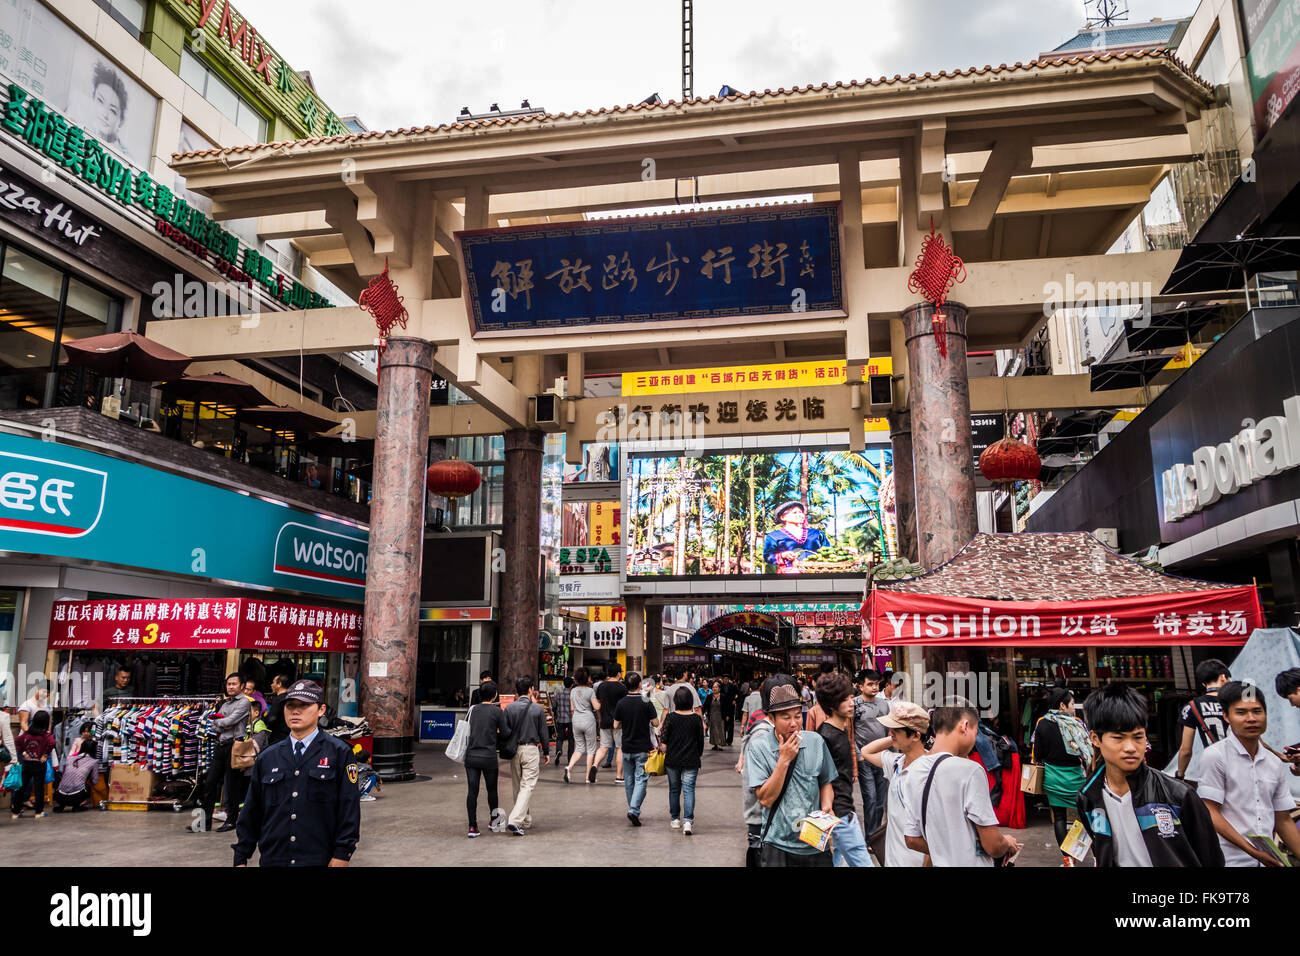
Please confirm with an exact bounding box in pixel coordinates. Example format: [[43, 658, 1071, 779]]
[[1087, 355, 1172, 391], [48, 598, 361, 653], [1122, 306, 1220, 353], [1160, 237, 1300, 295], [862, 532, 1263, 647]]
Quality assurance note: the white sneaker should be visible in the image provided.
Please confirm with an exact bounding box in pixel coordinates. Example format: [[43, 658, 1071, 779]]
[[683, 821, 693, 836], [670, 818, 681, 829], [488, 808, 507, 833], [359, 794, 377, 802]]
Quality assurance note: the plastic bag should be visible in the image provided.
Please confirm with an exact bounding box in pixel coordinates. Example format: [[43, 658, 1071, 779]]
[[445, 706, 473, 763]]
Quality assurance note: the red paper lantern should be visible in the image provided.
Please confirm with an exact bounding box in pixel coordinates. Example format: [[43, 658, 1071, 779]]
[[426, 458, 482, 500], [979, 437, 1041, 485]]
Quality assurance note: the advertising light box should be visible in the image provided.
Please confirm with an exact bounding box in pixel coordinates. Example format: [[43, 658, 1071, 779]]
[[625, 448, 893, 577]]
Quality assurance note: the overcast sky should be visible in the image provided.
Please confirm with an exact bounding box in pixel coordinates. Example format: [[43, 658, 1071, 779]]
[[241, 0, 1199, 132]]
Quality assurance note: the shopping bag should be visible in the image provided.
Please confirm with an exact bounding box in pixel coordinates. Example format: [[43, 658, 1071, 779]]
[[645, 749, 666, 776], [2, 761, 20, 790], [445, 706, 473, 763], [1020, 763, 1045, 794]]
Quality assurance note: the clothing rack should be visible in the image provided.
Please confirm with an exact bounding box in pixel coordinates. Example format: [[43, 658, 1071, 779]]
[[95, 696, 223, 809], [107, 696, 221, 704]]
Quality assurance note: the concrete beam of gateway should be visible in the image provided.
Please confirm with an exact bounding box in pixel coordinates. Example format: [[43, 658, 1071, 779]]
[[147, 251, 1169, 435]]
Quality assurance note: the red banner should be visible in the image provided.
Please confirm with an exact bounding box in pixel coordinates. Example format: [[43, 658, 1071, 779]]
[[238, 599, 361, 653], [48, 598, 361, 652], [863, 586, 1263, 647]]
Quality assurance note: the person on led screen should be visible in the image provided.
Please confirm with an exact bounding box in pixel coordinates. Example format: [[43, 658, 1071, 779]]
[[763, 501, 830, 573], [89, 62, 133, 163]]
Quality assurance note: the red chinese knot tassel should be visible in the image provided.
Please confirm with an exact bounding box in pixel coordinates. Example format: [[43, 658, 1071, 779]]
[[359, 258, 409, 350]]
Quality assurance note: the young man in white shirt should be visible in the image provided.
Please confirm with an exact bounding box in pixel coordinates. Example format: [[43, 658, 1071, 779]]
[[1198, 681, 1300, 867], [861, 700, 930, 867], [902, 705, 1021, 867]]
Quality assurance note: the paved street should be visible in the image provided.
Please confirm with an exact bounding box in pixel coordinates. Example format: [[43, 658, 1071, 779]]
[[4, 743, 1071, 867]]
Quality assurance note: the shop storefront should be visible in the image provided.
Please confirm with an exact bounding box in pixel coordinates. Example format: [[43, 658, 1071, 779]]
[[44, 596, 359, 807], [864, 533, 1263, 762], [0, 429, 366, 704]]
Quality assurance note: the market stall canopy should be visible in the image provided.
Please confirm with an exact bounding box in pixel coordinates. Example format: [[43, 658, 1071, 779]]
[[159, 372, 269, 407], [238, 405, 338, 435], [863, 532, 1263, 647], [59, 331, 192, 381], [1160, 236, 1300, 295]]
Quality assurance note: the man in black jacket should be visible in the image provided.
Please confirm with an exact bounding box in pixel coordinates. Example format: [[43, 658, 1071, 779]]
[[233, 680, 360, 867], [1077, 683, 1223, 867], [264, 672, 292, 746]]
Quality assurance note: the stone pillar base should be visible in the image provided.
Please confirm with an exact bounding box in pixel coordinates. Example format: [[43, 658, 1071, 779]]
[[372, 735, 417, 782]]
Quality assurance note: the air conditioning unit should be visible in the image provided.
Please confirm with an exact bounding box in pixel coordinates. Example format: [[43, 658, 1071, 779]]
[[867, 373, 893, 412], [531, 393, 561, 430], [1093, 528, 1119, 550]]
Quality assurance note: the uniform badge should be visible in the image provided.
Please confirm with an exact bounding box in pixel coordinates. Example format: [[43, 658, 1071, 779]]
[[347, 763, 359, 785], [319, 757, 330, 768], [1154, 806, 1175, 837]]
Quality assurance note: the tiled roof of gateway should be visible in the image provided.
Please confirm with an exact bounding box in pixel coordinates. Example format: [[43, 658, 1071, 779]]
[[172, 49, 1210, 163], [875, 533, 1240, 602]]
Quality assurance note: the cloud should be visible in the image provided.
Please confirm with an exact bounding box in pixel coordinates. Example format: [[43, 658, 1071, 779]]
[[238, 0, 1200, 133]]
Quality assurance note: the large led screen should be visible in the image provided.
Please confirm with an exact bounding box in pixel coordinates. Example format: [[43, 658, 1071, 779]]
[[626, 449, 895, 577]]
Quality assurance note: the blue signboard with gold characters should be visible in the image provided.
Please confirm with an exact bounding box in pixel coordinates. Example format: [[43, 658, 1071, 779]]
[[457, 201, 843, 334]]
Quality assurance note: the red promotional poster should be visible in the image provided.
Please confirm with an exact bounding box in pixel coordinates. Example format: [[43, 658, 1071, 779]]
[[48, 598, 362, 652], [238, 599, 362, 653], [863, 587, 1263, 648]]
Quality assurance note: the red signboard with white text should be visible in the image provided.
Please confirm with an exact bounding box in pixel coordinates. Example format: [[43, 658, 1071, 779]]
[[863, 587, 1263, 647], [48, 598, 361, 652], [238, 598, 361, 653]]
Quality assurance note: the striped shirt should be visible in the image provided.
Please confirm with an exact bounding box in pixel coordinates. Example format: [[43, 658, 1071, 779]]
[[553, 688, 573, 723]]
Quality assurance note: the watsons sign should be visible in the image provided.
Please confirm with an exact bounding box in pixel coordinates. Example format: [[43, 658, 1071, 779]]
[[0, 431, 367, 600], [273, 522, 367, 590], [1160, 395, 1300, 522]]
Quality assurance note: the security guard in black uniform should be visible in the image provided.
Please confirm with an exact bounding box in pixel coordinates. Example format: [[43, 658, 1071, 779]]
[[233, 680, 361, 867]]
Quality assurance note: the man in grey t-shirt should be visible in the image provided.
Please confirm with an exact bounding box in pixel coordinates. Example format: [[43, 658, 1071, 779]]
[[852, 669, 891, 833]]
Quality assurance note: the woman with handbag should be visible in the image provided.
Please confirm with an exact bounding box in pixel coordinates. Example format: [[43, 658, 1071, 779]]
[[465, 680, 507, 838], [11, 709, 56, 819], [219, 698, 270, 833], [1031, 687, 1093, 866]]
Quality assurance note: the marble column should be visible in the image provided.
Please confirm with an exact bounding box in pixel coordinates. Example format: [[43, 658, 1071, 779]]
[[360, 336, 434, 781], [887, 410, 918, 562], [645, 605, 663, 675], [499, 428, 544, 689], [625, 597, 645, 677], [902, 301, 977, 568]]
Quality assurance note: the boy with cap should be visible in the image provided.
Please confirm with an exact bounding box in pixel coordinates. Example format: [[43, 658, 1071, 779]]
[[746, 683, 837, 867], [233, 680, 361, 867], [861, 700, 930, 866]]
